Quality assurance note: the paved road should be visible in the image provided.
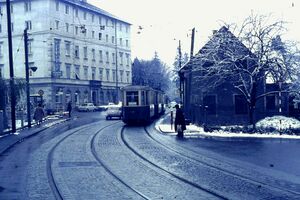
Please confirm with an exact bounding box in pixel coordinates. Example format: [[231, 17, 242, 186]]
[[0, 111, 300, 199]]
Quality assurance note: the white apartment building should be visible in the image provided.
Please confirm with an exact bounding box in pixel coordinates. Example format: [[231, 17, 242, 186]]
[[0, 0, 131, 112]]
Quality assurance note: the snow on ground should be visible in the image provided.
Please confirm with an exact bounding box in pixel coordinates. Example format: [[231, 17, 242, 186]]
[[256, 115, 300, 129], [156, 116, 300, 139]]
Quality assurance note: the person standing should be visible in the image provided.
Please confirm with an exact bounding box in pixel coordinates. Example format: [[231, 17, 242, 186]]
[[174, 104, 186, 137], [67, 101, 72, 118], [33, 103, 45, 126]]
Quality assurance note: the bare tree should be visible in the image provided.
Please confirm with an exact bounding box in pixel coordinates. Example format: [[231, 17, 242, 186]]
[[191, 13, 300, 127]]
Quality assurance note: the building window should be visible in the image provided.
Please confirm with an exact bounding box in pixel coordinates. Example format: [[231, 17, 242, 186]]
[[99, 68, 103, 80], [266, 95, 276, 110], [99, 50, 103, 63], [126, 53, 130, 66], [105, 34, 108, 43], [112, 53, 115, 64], [105, 18, 108, 26], [75, 65, 80, 79], [28, 39, 33, 55], [24, 1, 31, 12], [126, 71, 130, 83], [203, 95, 217, 115], [106, 52, 109, 63], [75, 8, 78, 17], [119, 23, 122, 31], [126, 40, 129, 47], [11, 4, 13, 13], [119, 52, 123, 65], [66, 63, 71, 79], [25, 21, 32, 30], [0, 24, 2, 33], [112, 36, 115, 44], [0, 42, 3, 57], [83, 12, 87, 20], [106, 69, 110, 81], [119, 38, 123, 46], [120, 70, 124, 82], [0, 64, 3, 78], [83, 46, 88, 60], [99, 33, 102, 40], [112, 70, 116, 82], [91, 14, 94, 22], [11, 23, 14, 32], [126, 25, 129, 33], [56, 1, 59, 11], [55, 20, 59, 30], [92, 49, 95, 61], [92, 67, 96, 80], [92, 31, 95, 38], [74, 45, 79, 58], [84, 66, 88, 79], [65, 23, 69, 32], [234, 95, 248, 114], [65, 4, 69, 14], [65, 41, 71, 57], [75, 26, 78, 35]]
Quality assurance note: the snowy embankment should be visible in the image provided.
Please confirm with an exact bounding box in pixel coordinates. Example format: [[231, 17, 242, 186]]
[[157, 115, 300, 139]]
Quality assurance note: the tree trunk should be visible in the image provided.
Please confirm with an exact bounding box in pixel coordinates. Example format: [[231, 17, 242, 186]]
[[249, 105, 256, 130]]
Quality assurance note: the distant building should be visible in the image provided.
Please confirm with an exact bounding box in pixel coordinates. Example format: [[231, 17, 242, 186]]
[[179, 26, 291, 126], [0, 0, 131, 112]]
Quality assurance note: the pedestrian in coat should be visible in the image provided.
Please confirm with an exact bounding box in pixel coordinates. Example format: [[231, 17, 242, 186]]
[[67, 101, 72, 117], [34, 103, 45, 126], [174, 104, 186, 137]]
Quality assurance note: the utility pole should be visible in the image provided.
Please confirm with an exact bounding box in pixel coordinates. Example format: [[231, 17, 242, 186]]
[[24, 28, 31, 128], [114, 20, 119, 103], [190, 28, 195, 58], [178, 40, 183, 103], [6, 0, 16, 133]]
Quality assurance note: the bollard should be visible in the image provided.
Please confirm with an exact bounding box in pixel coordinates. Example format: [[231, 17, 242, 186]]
[[171, 111, 173, 130], [0, 110, 3, 134], [21, 109, 24, 127]]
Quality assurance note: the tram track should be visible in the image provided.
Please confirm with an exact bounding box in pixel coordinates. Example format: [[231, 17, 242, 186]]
[[47, 122, 122, 199], [120, 125, 300, 199], [143, 125, 300, 197], [90, 123, 151, 200], [120, 126, 228, 199]]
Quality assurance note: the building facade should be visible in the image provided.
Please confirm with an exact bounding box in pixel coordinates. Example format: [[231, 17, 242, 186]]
[[0, 0, 132, 112]]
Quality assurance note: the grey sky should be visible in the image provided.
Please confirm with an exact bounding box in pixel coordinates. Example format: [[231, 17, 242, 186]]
[[88, 0, 300, 67]]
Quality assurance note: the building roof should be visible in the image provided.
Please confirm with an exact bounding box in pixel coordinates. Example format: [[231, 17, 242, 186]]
[[63, 0, 131, 25], [0, 0, 131, 25], [180, 26, 254, 72]]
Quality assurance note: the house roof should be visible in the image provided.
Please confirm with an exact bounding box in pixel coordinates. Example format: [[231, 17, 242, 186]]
[[180, 26, 254, 72]]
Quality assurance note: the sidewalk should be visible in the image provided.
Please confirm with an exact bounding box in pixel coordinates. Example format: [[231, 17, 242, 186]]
[[0, 116, 70, 154], [155, 112, 204, 137], [155, 113, 300, 139]]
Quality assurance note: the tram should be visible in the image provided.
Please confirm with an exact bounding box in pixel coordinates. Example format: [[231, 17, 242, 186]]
[[121, 85, 166, 124]]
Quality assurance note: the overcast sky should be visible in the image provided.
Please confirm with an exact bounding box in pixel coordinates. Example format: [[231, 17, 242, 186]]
[[88, 0, 300, 67]]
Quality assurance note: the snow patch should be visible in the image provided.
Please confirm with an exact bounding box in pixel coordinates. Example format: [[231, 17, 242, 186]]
[[256, 115, 300, 129]]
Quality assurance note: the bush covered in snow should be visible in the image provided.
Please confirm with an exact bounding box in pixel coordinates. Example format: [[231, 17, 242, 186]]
[[256, 115, 300, 129], [256, 116, 300, 135]]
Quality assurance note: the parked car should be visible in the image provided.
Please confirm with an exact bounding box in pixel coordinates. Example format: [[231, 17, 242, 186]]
[[77, 103, 96, 112], [106, 106, 122, 120]]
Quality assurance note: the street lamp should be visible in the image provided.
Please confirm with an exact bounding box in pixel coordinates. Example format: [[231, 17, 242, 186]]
[[24, 28, 37, 128]]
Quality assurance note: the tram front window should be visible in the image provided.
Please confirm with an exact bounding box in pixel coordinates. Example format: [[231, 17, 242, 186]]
[[126, 91, 139, 106]]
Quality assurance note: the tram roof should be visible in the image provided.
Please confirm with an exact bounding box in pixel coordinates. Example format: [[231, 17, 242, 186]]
[[121, 85, 160, 92]]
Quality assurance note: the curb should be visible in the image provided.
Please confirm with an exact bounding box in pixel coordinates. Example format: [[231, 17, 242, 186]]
[[0, 118, 70, 155]]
